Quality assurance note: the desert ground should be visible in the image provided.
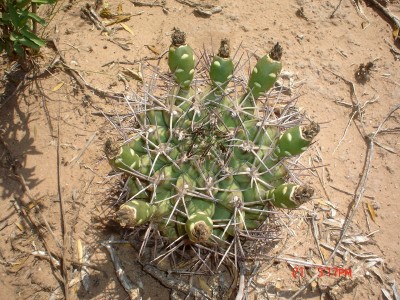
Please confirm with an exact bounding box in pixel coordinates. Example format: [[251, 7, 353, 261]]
[[1, 0, 400, 299]]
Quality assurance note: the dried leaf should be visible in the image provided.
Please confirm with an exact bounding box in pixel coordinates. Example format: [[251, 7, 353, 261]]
[[100, 7, 113, 19], [122, 68, 143, 81], [9, 257, 29, 273], [392, 281, 399, 300], [321, 247, 331, 261], [323, 218, 344, 228], [117, 3, 123, 14], [146, 44, 161, 55], [370, 266, 384, 282], [77, 239, 84, 263], [367, 201, 377, 222], [365, 257, 384, 268], [382, 288, 392, 300], [77, 239, 90, 292], [68, 276, 82, 288], [26, 201, 38, 211], [52, 82, 64, 92], [106, 15, 131, 26], [275, 281, 283, 290], [120, 23, 134, 36], [342, 235, 370, 244], [314, 198, 338, 209], [310, 281, 318, 291], [197, 278, 212, 296], [32, 250, 60, 267], [15, 221, 25, 232], [393, 26, 399, 40]]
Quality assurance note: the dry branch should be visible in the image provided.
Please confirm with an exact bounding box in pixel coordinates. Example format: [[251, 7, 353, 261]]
[[142, 264, 212, 299], [103, 237, 143, 300], [56, 95, 71, 300], [366, 0, 400, 38], [81, 3, 110, 33], [175, 0, 222, 17], [130, 0, 166, 9]]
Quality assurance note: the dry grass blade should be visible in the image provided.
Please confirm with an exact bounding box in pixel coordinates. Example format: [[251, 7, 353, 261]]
[[69, 132, 97, 165], [56, 94, 71, 300], [235, 262, 246, 300]]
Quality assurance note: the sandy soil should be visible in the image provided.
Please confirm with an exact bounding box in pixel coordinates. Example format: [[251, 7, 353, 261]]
[[1, 0, 400, 299]]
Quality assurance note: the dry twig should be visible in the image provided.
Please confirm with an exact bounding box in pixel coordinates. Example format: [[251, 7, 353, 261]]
[[81, 3, 110, 33], [103, 236, 143, 299], [142, 263, 212, 299], [69, 132, 97, 165], [56, 95, 71, 300], [130, 0, 167, 13], [324, 67, 378, 152], [331, 0, 369, 22], [366, 0, 400, 39], [235, 262, 246, 300], [330, 0, 344, 18], [175, 0, 222, 17]]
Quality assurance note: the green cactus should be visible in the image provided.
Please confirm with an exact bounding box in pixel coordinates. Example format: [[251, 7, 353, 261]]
[[106, 30, 319, 249], [208, 39, 234, 97], [247, 43, 283, 101]]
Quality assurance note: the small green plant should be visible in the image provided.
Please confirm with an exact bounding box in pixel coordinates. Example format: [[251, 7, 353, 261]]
[[106, 28, 319, 247], [0, 0, 56, 57]]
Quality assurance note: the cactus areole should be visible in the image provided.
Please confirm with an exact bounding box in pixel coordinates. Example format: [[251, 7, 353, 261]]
[[106, 29, 319, 246]]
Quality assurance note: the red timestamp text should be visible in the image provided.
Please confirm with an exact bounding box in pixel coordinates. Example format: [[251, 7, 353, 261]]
[[292, 266, 352, 279]]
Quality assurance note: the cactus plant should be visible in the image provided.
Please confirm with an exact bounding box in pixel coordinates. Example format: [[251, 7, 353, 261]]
[[105, 29, 319, 249]]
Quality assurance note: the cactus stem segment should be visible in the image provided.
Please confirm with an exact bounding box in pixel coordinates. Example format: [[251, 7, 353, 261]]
[[168, 28, 195, 90]]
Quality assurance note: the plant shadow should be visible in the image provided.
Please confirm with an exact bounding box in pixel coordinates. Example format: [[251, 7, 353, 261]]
[[0, 63, 42, 203]]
